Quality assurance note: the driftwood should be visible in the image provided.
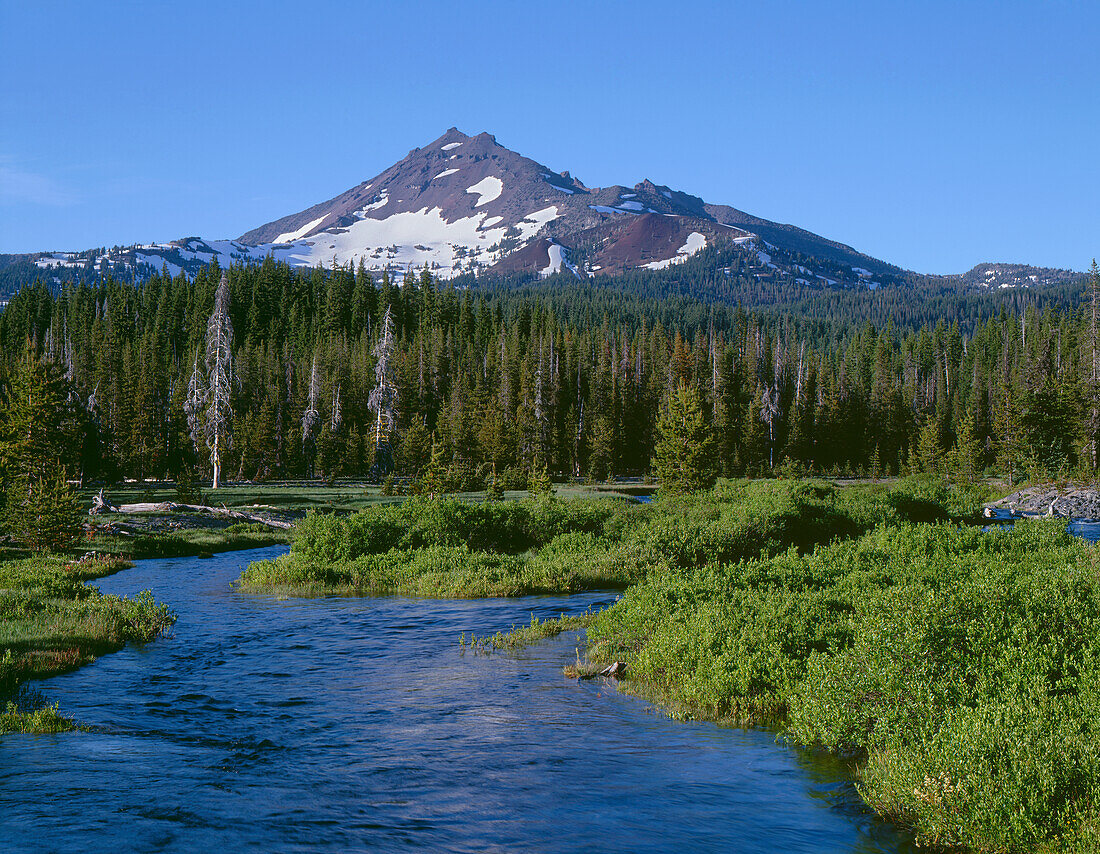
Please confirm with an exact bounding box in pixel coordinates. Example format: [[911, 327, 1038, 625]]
[[578, 661, 627, 681], [985, 485, 1100, 521], [90, 488, 118, 514], [88, 492, 293, 530]]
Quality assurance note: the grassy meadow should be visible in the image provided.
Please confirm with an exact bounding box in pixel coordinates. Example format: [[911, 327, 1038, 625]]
[[237, 478, 911, 598]]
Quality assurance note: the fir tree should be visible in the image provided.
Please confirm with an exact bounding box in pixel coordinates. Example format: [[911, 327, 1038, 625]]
[[528, 456, 552, 499], [0, 352, 82, 553], [952, 405, 983, 484], [653, 382, 714, 494]]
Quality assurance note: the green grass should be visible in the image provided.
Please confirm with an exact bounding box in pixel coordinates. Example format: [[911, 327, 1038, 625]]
[[238, 497, 641, 597], [0, 554, 175, 735], [1, 701, 74, 735], [78, 479, 650, 515], [238, 477, 983, 600], [462, 611, 598, 652], [87, 522, 292, 560]]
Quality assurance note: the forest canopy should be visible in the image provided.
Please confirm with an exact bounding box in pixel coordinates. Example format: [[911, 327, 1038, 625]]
[[0, 257, 1097, 489]]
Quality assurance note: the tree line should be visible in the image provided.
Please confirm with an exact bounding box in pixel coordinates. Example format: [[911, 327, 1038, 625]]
[[1, 258, 1098, 496]]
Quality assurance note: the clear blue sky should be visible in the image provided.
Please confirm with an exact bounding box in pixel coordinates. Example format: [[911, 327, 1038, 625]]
[[2, 0, 1097, 273]]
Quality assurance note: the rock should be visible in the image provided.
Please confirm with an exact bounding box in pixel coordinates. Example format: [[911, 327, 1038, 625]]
[[985, 485, 1100, 522]]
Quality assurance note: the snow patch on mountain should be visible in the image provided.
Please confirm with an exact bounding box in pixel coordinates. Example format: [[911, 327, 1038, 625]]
[[282, 207, 509, 273], [274, 215, 328, 244], [518, 206, 559, 235], [466, 176, 503, 207], [433, 169, 459, 180], [136, 254, 183, 277], [441, 142, 463, 151], [640, 232, 707, 270], [540, 242, 581, 279], [542, 243, 565, 277], [358, 192, 390, 214]]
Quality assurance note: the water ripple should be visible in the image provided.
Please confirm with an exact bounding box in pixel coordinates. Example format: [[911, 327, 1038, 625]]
[[0, 546, 915, 853]]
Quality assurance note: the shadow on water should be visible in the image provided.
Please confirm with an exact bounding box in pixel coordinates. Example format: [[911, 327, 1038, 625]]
[[1, 545, 916, 853]]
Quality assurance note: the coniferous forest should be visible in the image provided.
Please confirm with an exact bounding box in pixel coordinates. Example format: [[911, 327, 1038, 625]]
[[1, 256, 1098, 492]]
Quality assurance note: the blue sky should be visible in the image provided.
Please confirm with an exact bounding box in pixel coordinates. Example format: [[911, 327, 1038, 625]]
[[1, 0, 1097, 273]]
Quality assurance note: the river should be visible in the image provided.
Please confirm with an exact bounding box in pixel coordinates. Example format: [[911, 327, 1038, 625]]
[[0, 546, 914, 853]]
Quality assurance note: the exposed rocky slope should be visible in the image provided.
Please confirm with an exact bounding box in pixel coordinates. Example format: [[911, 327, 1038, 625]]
[[7, 129, 1087, 295]]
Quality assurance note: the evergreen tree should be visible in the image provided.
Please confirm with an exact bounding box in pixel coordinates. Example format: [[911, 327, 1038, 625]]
[[418, 434, 447, 497], [914, 417, 942, 475], [952, 405, 983, 484], [653, 382, 714, 494], [587, 415, 615, 481], [528, 456, 552, 498], [0, 352, 82, 552]]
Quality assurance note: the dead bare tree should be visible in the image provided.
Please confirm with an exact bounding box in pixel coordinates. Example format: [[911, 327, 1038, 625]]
[[760, 383, 781, 469], [301, 353, 321, 477], [1089, 260, 1100, 473], [185, 272, 236, 489], [367, 304, 397, 479]]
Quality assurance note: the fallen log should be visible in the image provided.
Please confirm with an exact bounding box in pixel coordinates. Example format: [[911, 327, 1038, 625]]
[[88, 495, 294, 529]]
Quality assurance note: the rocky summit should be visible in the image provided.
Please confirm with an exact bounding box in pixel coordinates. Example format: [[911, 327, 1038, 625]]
[[17, 129, 1084, 296]]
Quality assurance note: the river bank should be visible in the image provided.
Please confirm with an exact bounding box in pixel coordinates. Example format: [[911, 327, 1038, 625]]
[[0, 545, 915, 853], [985, 483, 1100, 520], [246, 476, 1100, 852], [0, 553, 175, 734], [11, 476, 1095, 849]]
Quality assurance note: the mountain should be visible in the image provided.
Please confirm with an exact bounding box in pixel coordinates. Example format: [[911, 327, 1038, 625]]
[[5, 128, 1085, 297], [958, 262, 1085, 290], [230, 127, 900, 284]]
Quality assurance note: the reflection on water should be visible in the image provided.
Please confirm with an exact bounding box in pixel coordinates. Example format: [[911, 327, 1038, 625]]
[[1069, 519, 1100, 543], [0, 547, 914, 853], [984, 506, 1100, 543]]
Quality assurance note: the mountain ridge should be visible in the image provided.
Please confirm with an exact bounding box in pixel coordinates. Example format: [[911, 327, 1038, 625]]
[[7, 128, 1086, 296]]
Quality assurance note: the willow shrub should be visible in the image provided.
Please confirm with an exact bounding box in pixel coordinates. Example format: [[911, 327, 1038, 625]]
[[585, 519, 1100, 851], [292, 496, 628, 565], [244, 479, 975, 598]]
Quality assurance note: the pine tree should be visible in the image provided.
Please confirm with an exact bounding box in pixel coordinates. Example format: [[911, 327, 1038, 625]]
[[398, 417, 432, 475], [528, 456, 552, 498], [952, 405, 982, 484], [0, 352, 82, 553], [914, 418, 942, 475], [7, 466, 81, 554], [418, 433, 447, 497], [485, 463, 504, 501], [653, 382, 714, 494], [587, 415, 615, 481]]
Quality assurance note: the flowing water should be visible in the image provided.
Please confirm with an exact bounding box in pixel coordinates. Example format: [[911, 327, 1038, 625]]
[[0, 547, 915, 853]]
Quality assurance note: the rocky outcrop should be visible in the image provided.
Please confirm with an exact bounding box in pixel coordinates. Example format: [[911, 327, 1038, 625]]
[[985, 486, 1100, 521]]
